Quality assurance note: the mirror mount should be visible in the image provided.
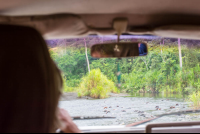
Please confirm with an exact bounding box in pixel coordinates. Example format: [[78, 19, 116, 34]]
[[113, 18, 128, 42]]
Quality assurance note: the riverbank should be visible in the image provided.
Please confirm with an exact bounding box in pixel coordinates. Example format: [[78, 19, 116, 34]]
[[59, 93, 200, 127], [59, 96, 200, 126], [60, 92, 129, 101]]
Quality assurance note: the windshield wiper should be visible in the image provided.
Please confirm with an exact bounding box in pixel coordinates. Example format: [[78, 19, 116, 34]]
[[72, 116, 116, 120], [127, 109, 200, 127]]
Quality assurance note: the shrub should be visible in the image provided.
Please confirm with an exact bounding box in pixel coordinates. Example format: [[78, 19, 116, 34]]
[[187, 91, 200, 110], [77, 69, 118, 99]]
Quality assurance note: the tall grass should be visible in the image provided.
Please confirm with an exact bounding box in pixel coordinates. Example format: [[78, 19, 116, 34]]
[[77, 69, 119, 99], [187, 91, 200, 110]]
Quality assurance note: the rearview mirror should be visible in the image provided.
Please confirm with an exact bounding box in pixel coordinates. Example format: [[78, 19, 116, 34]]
[[91, 42, 148, 58]]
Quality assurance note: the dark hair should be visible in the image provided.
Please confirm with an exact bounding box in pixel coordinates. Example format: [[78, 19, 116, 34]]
[[0, 26, 63, 133]]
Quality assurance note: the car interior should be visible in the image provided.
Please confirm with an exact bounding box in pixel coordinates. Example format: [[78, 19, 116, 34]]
[[1, 0, 200, 133]]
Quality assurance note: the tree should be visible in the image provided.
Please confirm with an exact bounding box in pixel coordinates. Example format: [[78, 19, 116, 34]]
[[84, 38, 90, 72], [178, 38, 183, 68]]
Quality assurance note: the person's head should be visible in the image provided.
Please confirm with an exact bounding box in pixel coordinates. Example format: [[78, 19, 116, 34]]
[[91, 44, 116, 58], [91, 49, 101, 58], [0, 25, 63, 133]]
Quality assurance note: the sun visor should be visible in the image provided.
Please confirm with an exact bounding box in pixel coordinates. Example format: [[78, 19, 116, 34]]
[[1, 14, 200, 39], [128, 28, 154, 35], [153, 25, 200, 39], [129, 25, 200, 39], [88, 28, 116, 35], [0, 14, 90, 39]]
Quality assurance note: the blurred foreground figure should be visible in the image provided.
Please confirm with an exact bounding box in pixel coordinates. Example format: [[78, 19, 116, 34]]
[[138, 43, 147, 56], [0, 25, 81, 133]]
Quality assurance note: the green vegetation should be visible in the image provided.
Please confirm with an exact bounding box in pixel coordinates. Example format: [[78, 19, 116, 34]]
[[49, 37, 200, 101], [62, 75, 75, 92], [121, 45, 200, 94], [187, 91, 200, 110], [77, 69, 118, 99]]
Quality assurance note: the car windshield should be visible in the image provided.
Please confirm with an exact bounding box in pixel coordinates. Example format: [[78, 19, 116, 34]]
[[47, 35, 200, 127]]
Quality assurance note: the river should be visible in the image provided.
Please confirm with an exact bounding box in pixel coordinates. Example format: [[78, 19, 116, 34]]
[[59, 93, 200, 127]]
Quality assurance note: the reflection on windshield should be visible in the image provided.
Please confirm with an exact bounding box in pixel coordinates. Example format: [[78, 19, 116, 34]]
[[47, 36, 200, 126]]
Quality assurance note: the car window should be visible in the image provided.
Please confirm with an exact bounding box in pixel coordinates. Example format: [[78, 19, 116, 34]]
[[47, 35, 200, 127]]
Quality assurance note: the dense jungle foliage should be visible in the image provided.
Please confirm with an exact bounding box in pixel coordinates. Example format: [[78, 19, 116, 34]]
[[48, 37, 200, 96]]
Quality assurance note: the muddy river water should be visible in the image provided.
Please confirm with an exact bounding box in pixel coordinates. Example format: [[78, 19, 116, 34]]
[[59, 93, 200, 127]]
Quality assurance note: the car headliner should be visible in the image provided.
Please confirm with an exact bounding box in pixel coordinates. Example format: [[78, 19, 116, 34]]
[[1, 0, 200, 39]]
